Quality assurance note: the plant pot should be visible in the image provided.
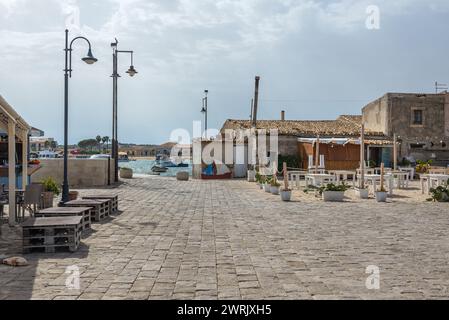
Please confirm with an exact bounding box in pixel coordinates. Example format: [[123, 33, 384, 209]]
[[258, 183, 263, 189], [375, 191, 388, 202], [322, 191, 345, 202], [247, 170, 256, 182], [354, 188, 369, 199], [270, 186, 280, 195], [42, 191, 54, 209], [68, 191, 79, 201], [264, 183, 271, 193], [280, 190, 292, 201], [120, 167, 133, 179]]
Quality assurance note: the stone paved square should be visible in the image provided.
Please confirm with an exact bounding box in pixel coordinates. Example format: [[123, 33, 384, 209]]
[[1, 176, 449, 300]]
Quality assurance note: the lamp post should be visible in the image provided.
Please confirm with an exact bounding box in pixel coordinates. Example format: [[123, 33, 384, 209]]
[[111, 39, 137, 183], [201, 90, 208, 139], [60, 29, 98, 205]]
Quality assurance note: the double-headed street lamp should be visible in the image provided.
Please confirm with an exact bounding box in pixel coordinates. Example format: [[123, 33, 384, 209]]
[[111, 39, 138, 183], [201, 90, 208, 139], [61, 29, 98, 205]]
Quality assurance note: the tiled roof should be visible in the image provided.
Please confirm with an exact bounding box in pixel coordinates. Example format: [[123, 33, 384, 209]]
[[221, 115, 384, 137]]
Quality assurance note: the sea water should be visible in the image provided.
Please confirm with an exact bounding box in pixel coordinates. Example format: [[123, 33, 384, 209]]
[[119, 159, 192, 177]]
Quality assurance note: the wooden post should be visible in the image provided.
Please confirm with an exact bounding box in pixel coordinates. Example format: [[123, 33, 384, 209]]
[[315, 135, 320, 173], [393, 133, 397, 171], [22, 131, 28, 189], [360, 124, 365, 189], [283, 162, 288, 190], [8, 121, 16, 225], [380, 162, 385, 191]]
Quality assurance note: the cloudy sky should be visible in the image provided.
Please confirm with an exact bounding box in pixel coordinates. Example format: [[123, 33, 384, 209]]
[[1, 0, 448, 144]]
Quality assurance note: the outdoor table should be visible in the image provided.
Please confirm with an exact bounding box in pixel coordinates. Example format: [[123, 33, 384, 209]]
[[82, 195, 118, 213], [288, 171, 307, 189], [21, 216, 83, 253], [421, 174, 449, 194], [35, 206, 92, 231], [328, 170, 357, 186], [359, 174, 394, 196], [305, 174, 336, 187], [399, 167, 415, 180], [64, 199, 109, 222], [390, 171, 410, 189]]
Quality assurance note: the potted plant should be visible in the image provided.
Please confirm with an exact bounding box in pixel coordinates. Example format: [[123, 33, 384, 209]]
[[270, 175, 281, 195], [416, 159, 432, 176], [255, 171, 262, 186], [427, 181, 449, 202], [280, 162, 292, 201], [375, 163, 388, 202], [264, 177, 272, 193], [321, 183, 350, 202], [258, 175, 266, 189], [41, 177, 60, 208]]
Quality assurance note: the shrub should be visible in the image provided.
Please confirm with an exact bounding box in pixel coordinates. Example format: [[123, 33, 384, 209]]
[[427, 181, 449, 202], [41, 177, 61, 196]]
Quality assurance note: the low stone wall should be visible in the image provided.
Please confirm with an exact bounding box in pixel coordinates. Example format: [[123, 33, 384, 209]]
[[31, 158, 115, 188]]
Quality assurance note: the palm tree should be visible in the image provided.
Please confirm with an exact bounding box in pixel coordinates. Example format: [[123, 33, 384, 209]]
[[96, 135, 102, 152], [102, 136, 110, 153]]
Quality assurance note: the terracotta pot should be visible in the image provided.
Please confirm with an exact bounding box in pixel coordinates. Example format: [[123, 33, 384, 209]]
[[68, 191, 79, 201]]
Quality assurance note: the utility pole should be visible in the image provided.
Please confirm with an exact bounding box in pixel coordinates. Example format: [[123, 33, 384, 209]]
[[252, 76, 260, 127]]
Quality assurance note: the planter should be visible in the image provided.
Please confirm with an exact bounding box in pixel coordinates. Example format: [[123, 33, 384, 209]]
[[270, 186, 281, 195], [322, 191, 345, 202], [354, 188, 369, 199], [264, 183, 271, 193], [280, 190, 292, 201], [247, 170, 256, 182], [120, 167, 133, 179], [42, 191, 54, 209], [176, 171, 189, 181], [68, 191, 79, 201], [375, 191, 388, 202]]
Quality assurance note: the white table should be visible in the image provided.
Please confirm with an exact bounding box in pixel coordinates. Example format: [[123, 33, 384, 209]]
[[398, 167, 415, 180], [288, 171, 307, 189], [305, 174, 336, 187], [328, 170, 357, 186], [358, 174, 394, 196], [421, 174, 449, 194], [390, 171, 410, 189]]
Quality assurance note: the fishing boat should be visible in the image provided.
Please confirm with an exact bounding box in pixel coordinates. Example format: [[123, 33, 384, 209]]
[[151, 165, 168, 173], [155, 154, 189, 167], [118, 152, 130, 162]]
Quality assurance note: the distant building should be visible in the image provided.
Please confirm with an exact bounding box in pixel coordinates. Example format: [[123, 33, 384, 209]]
[[30, 127, 45, 137], [30, 136, 57, 152], [363, 92, 449, 166]]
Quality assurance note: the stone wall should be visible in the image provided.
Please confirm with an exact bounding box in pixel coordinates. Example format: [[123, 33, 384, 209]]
[[31, 158, 115, 188], [363, 93, 449, 165]]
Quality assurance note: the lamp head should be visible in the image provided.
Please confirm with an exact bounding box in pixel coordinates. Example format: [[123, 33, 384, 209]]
[[126, 65, 138, 77], [82, 48, 98, 65], [201, 107, 206, 113]]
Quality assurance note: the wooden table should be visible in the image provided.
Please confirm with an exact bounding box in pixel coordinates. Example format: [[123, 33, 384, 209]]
[[35, 207, 92, 231], [65, 199, 110, 222], [21, 216, 83, 253], [82, 195, 118, 213]]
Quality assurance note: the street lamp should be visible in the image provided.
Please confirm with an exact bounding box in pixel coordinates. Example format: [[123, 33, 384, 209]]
[[111, 38, 137, 183], [201, 90, 208, 139], [60, 29, 98, 205]]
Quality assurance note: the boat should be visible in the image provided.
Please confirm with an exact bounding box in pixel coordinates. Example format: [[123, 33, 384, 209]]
[[118, 152, 130, 162], [155, 154, 189, 167], [151, 165, 168, 173]]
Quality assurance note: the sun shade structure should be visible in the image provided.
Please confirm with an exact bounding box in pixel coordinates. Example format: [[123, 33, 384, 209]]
[[0, 95, 31, 225]]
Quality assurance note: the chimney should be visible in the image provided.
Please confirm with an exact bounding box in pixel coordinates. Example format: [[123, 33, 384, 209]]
[[281, 110, 285, 121], [252, 76, 260, 127]]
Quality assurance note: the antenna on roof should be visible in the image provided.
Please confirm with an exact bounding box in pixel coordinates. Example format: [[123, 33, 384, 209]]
[[435, 81, 448, 94]]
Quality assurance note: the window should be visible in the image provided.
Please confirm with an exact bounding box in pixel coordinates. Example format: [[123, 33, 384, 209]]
[[413, 109, 423, 125]]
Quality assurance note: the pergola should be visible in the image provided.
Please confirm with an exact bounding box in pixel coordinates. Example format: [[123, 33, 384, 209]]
[[0, 95, 31, 226]]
